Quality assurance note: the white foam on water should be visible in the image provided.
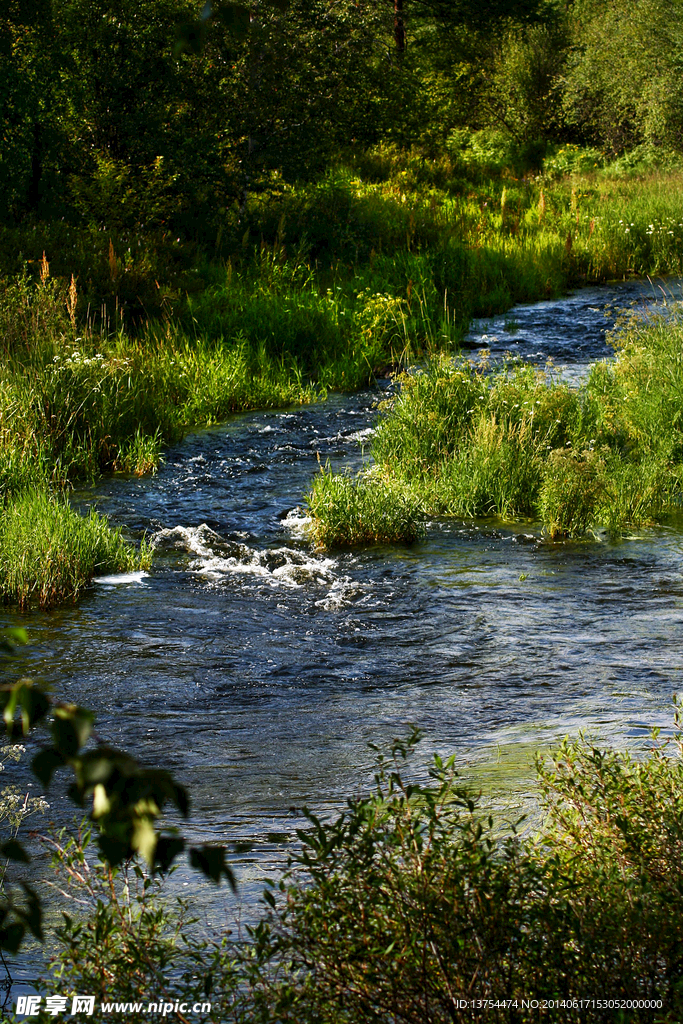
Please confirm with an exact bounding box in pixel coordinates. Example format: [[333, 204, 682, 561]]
[[151, 523, 345, 592], [192, 545, 337, 589], [94, 571, 149, 585], [151, 524, 222, 558], [281, 508, 311, 540], [348, 426, 375, 443], [314, 577, 367, 610]]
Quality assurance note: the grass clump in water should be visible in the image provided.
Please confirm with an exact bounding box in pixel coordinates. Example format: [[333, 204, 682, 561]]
[[306, 465, 423, 548], [308, 310, 683, 544], [0, 489, 149, 608]]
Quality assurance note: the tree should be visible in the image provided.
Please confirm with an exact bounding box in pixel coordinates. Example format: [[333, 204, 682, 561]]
[[563, 0, 683, 152]]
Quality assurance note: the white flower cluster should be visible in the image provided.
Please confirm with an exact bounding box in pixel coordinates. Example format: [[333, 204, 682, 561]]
[[0, 743, 26, 763], [0, 784, 49, 828], [52, 351, 107, 367]]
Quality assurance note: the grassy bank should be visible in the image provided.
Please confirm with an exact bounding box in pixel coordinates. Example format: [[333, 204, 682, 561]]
[[6, 148, 683, 600], [0, 265, 317, 605], [43, 712, 683, 1022], [307, 302, 683, 544], [0, 490, 150, 608]]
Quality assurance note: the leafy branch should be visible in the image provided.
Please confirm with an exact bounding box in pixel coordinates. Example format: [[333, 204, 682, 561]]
[[0, 628, 234, 955]]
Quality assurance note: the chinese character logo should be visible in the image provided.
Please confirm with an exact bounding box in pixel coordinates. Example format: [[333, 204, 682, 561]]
[[71, 996, 95, 1015], [16, 995, 41, 1016], [45, 995, 69, 1016]]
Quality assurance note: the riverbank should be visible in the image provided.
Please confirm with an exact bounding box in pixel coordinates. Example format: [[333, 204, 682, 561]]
[[4, 148, 683, 603]]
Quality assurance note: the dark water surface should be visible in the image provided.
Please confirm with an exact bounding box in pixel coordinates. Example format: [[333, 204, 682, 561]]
[[6, 279, 683, 984]]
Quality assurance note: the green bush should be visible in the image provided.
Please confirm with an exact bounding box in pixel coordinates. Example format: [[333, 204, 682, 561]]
[[41, 713, 683, 1022]]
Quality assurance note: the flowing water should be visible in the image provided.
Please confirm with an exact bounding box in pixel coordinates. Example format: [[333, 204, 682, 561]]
[[6, 278, 683, 987]]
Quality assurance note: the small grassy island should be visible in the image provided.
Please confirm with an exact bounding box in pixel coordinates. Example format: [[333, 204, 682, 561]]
[[308, 311, 683, 545], [3, 0, 683, 1020]]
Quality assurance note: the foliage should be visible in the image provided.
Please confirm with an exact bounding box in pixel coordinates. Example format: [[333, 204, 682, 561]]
[[44, 826, 217, 1019], [563, 0, 683, 153], [6, 0, 683, 239], [0, 628, 234, 958], [31, 714, 683, 1021], [309, 302, 683, 544], [3, 154, 683, 576], [238, 717, 683, 1022], [0, 488, 149, 608], [306, 463, 423, 548]]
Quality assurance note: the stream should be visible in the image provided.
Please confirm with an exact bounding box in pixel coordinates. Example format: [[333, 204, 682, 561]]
[[6, 277, 683, 988]]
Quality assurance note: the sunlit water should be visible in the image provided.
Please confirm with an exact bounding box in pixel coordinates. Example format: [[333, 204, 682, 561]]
[[6, 278, 683, 989]]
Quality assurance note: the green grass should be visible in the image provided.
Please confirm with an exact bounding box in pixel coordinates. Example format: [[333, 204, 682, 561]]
[[0, 489, 150, 608], [306, 464, 423, 547], [5, 148, 683, 598], [309, 308, 683, 544]]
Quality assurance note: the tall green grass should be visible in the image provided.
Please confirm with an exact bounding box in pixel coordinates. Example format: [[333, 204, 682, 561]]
[[309, 309, 683, 544], [5, 150, 683, 596], [307, 464, 423, 547], [0, 269, 318, 484], [0, 489, 150, 608]]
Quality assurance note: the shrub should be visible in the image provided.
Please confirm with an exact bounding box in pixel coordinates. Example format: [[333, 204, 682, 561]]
[[236, 718, 683, 1022], [46, 827, 216, 1022], [36, 711, 683, 1022]]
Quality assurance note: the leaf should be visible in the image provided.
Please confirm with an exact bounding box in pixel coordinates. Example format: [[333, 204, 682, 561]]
[[55, 704, 94, 746], [19, 885, 43, 941], [32, 747, 66, 789], [154, 835, 186, 873], [18, 684, 50, 732], [132, 819, 157, 866], [0, 922, 24, 954], [0, 840, 29, 863], [0, 628, 28, 653], [2, 687, 18, 732], [97, 835, 130, 868], [51, 717, 82, 759], [91, 783, 111, 819], [189, 845, 235, 889]]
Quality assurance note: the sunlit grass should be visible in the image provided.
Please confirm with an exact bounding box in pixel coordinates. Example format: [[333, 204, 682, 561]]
[[0, 488, 150, 608], [306, 465, 423, 548], [4, 151, 683, 589], [308, 309, 683, 543]]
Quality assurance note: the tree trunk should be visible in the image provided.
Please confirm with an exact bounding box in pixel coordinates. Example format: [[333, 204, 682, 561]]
[[394, 0, 405, 54]]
